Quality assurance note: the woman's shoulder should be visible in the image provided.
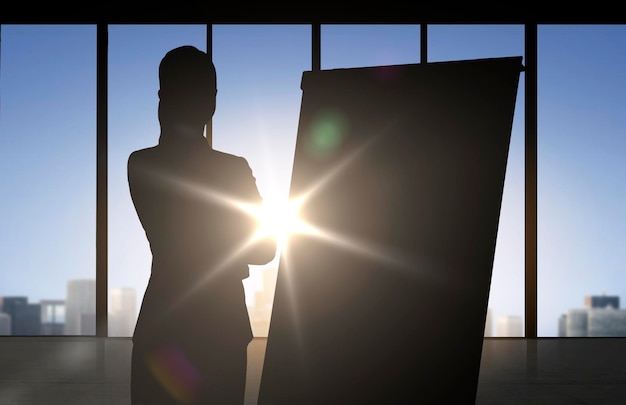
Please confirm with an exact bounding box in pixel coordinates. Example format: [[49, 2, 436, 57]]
[[209, 148, 251, 169], [129, 145, 159, 159], [128, 146, 160, 168]]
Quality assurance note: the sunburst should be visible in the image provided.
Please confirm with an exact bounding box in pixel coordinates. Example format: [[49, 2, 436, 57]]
[[151, 124, 415, 321]]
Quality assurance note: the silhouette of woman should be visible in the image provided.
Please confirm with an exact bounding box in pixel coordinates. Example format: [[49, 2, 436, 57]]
[[128, 46, 277, 404]]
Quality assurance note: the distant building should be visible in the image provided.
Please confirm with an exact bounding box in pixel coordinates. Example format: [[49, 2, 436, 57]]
[[2, 296, 28, 335], [0, 312, 11, 335], [585, 295, 619, 310], [262, 265, 278, 304], [250, 265, 278, 337], [109, 287, 137, 337], [566, 309, 588, 337], [65, 279, 95, 335], [496, 315, 523, 337], [558, 314, 567, 337], [13, 303, 42, 335], [484, 308, 493, 337], [79, 313, 96, 335], [251, 290, 271, 337], [588, 307, 626, 336], [560, 294, 626, 337], [40, 300, 65, 335]]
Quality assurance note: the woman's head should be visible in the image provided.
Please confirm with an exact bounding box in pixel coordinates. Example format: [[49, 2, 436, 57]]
[[158, 45, 217, 127]]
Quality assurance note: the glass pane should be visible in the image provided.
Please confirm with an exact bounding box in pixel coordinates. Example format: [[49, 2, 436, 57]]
[[538, 25, 626, 337], [0, 25, 97, 335], [321, 24, 420, 69], [212, 24, 311, 337], [108, 25, 206, 337], [428, 24, 526, 337]]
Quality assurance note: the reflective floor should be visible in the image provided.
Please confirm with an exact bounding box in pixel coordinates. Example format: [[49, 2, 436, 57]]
[[1, 337, 626, 404]]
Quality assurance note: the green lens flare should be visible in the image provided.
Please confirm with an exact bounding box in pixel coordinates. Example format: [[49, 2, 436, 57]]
[[306, 110, 347, 159]]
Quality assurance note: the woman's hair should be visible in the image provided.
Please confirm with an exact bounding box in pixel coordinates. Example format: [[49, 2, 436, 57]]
[[159, 45, 216, 99], [157, 46, 217, 125]]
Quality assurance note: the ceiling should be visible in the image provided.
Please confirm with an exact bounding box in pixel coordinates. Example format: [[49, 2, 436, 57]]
[[2, 5, 625, 24]]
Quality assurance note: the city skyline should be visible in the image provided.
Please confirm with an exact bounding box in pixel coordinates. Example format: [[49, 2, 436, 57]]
[[0, 274, 274, 336], [0, 279, 136, 335], [4, 282, 626, 338], [559, 293, 626, 337]]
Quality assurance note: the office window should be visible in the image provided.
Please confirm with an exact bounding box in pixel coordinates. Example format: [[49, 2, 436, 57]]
[[538, 25, 626, 337], [0, 25, 97, 335], [428, 24, 526, 337], [107, 25, 206, 337], [321, 24, 420, 69], [212, 24, 311, 337]]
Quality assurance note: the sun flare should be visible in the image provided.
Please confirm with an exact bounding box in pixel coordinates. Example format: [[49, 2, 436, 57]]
[[254, 196, 307, 249]]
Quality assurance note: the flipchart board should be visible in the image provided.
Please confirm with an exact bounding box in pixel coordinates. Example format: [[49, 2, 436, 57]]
[[258, 57, 524, 404]]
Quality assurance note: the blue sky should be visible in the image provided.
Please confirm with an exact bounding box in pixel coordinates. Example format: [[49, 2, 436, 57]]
[[0, 24, 625, 337]]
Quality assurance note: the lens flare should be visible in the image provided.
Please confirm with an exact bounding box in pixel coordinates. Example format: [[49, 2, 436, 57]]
[[147, 344, 203, 403], [146, 121, 419, 324], [305, 109, 348, 159], [254, 196, 307, 250]]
